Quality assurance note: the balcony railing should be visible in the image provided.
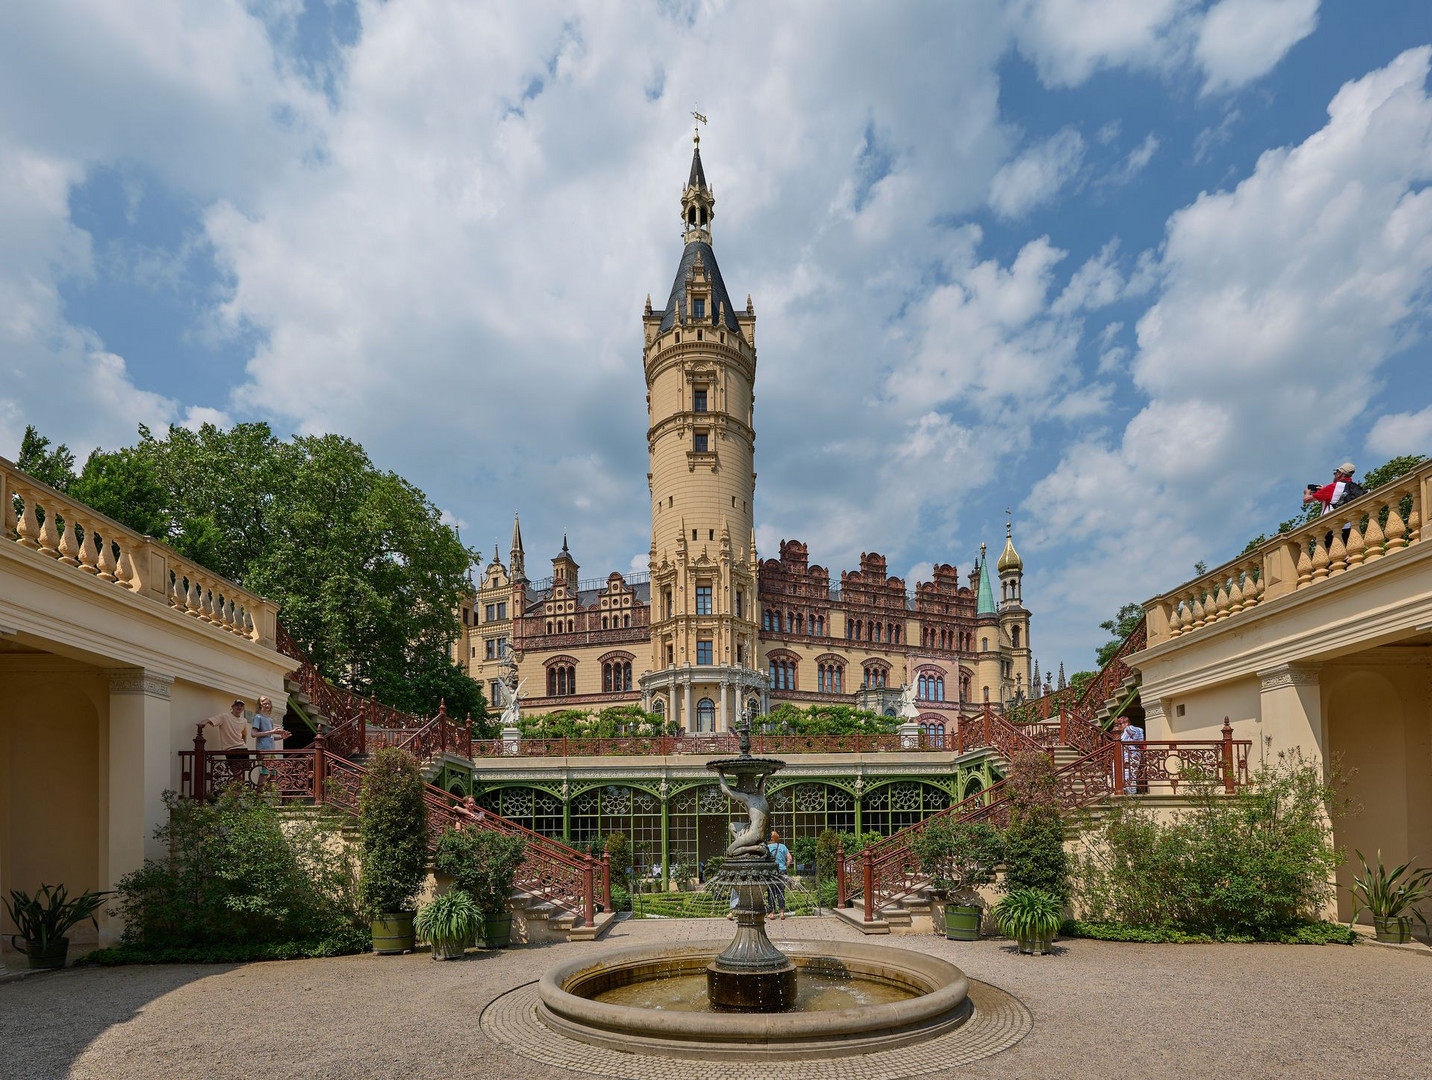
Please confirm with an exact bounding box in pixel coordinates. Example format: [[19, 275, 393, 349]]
[[471, 731, 945, 757], [1148, 461, 1430, 646], [2, 456, 278, 648]]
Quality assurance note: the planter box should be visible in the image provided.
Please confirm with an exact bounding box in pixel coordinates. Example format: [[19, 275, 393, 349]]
[[372, 912, 415, 954]]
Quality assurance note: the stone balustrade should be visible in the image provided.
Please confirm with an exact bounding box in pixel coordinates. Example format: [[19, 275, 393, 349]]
[[2, 456, 277, 649], [1149, 459, 1430, 645]]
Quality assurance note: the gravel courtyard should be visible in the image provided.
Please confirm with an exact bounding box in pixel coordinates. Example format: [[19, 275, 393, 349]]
[[3, 916, 1428, 1080]]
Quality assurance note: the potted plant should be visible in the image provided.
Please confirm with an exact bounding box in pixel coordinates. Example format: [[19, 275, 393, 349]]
[[1349, 849, 1432, 943], [994, 888, 1062, 955], [433, 826, 526, 947], [415, 890, 481, 960], [4, 883, 110, 969], [912, 819, 1004, 940], [358, 748, 429, 954]]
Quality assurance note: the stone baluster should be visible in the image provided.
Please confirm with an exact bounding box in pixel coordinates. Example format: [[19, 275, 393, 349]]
[[1294, 540, 1313, 587], [1362, 511, 1386, 562], [36, 500, 60, 558], [1226, 573, 1245, 614], [15, 487, 40, 549], [1179, 595, 1195, 634], [1344, 518, 1365, 568], [78, 521, 101, 575], [57, 515, 82, 566], [1209, 581, 1229, 621], [96, 533, 118, 582], [1326, 530, 1347, 576], [1310, 538, 1329, 581], [1406, 487, 1422, 543], [1190, 593, 1207, 630], [1164, 601, 1182, 638], [0, 469, 13, 537], [1384, 487, 1409, 552]]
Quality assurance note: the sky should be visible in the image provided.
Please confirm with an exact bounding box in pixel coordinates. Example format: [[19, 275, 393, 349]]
[[4, 0, 1432, 675]]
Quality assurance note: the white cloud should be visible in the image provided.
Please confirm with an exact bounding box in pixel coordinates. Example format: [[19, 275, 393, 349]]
[[1367, 406, 1432, 458], [1026, 47, 1432, 624], [1053, 239, 1125, 314], [989, 127, 1085, 219], [1008, 0, 1198, 88], [1196, 0, 1319, 95]]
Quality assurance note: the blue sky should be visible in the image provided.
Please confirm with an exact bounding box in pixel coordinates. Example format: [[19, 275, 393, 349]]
[[4, 1, 1432, 675]]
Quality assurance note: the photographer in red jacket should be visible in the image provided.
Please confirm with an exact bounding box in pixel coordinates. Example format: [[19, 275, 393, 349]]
[[1303, 462, 1363, 515]]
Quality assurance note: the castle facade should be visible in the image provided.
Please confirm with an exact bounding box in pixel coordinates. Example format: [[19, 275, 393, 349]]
[[454, 138, 1033, 735]]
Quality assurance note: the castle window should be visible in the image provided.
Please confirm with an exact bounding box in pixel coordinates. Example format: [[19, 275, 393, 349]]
[[697, 640, 713, 665], [735, 590, 743, 618], [696, 697, 716, 731], [485, 604, 495, 621], [893, 625, 901, 645], [490, 680, 501, 705], [693, 299, 705, 320], [623, 614, 630, 627], [692, 529, 698, 540], [623, 662, 632, 690], [497, 602, 507, 620], [462, 608, 470, 626], [1012, 626, 1022, 648], [696, 585, 712, 615], [602, 616, 609, 629], [693, 431, 708, 452], [665, 589, 674, 619], [982, 637, 988, 652], [709, 529, 714, 541], [485, 638, 498, 660], [693, 388, 708, 412], [653, 698, 665, 716]]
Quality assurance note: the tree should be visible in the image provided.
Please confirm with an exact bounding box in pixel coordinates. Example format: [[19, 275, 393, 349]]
[[15, 425, 75, 491], [68, 447, 168, 538], [1003, 751, 1070, 903], [1095, 602, 1143, 668]]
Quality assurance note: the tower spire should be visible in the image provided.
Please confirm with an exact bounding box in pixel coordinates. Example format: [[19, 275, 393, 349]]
[[682, 114, 714, 243], [509, 512, 526, 583]]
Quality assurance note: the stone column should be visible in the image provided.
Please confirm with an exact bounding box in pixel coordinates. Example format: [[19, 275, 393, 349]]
[[719, 679, 729, 732], [1141, 697, 1170, 740], [105, 670, 174, 942], [668, 685, 678, 728], [1256, 663, 1324, 758], [684, 680, 695, 733]]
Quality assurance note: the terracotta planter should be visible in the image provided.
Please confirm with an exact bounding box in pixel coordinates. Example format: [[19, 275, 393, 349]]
[[372, 912, 415, 954], [1374, 915, 1413, 943]]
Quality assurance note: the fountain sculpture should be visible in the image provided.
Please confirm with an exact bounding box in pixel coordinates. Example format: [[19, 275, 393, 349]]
[[704, 719, 796, 1010], [533, 711, 973, 1059]]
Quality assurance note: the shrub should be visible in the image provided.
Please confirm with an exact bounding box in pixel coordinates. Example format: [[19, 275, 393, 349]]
[[609, 884, 632, 912], [1060, 919, 1357, 945], [109, 788, 363, 953], [1074, 750, 1343, 939], [358, 748, 429, 917], [78, 926, 372, 965], [836, 831, 887, 857], [1004, 752, 1069, 903], [994, 889, 1062, 941], [415, 890, 482, 947], [818, 879, 839, 907], [912, 820, 1003, 902], [433, 827, 528, 915], [604, 831, 632, 877], [814, 830, 844, 879]]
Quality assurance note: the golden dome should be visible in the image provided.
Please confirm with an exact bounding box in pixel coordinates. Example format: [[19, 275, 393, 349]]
[[996, 521, 1023, 573]]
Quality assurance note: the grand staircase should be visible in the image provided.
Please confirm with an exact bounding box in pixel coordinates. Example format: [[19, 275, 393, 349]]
[[184, 625, 612, 938]]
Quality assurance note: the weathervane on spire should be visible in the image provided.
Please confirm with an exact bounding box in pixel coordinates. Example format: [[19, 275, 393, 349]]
[[692, 106, 707, 145]]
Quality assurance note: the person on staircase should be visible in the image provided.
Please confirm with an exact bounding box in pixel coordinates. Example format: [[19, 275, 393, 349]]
[[201, 700, 252, 786], [1115, 716, 1146, 794], [251, 696, 290, 791]]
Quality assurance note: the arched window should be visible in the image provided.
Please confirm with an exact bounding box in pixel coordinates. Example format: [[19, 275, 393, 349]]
[[893, 624, 901, 644], [981, 637, 988, 652], [918, 675, 928, 699], [652, 698, 665, 716], [548, 668, 557, 696], [603, 664, 613, 692], [622, 662, 632, 690], [696, 698, 716, 731], [623, 614, 630, 628], [1012, 626, 1022, 648], [935, 676, 945, 701]]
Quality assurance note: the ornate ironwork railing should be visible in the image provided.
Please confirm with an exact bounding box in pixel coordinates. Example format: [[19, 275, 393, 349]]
[[838, 720, 1252, 919], [180, 731, 606, 926]]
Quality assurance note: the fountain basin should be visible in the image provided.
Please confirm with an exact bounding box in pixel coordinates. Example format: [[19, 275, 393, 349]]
[[538, 939, 971, 1060]]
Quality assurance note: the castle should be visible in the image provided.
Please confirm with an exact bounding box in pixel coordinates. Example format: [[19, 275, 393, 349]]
[[453, 135, 1033, 734]]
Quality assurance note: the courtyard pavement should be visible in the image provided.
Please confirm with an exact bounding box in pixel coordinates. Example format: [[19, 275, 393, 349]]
[[1, 915, 1428, 1079]]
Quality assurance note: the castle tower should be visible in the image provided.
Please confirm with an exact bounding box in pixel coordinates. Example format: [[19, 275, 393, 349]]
[[640, 129, 764, 731], [973, 544, 1003, 704], [996, 517, 1032, 699]]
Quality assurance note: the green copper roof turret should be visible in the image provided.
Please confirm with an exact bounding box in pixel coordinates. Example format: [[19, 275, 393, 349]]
[[976, 543, 996, 616]]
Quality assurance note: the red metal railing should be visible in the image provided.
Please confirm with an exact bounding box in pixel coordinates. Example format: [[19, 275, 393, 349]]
[[180, 730, 606, 926], [839, 719, 1251, 919]]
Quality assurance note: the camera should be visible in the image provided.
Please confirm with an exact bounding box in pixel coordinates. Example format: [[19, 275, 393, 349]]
[[1306, 483, 1320, 493]]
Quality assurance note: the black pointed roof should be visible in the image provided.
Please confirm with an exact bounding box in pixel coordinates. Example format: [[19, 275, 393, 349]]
[[688, 145, 708, 191], [658, 241, 741, 333]]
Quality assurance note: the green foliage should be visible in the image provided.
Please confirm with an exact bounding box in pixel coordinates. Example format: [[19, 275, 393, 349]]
[[792, 835, 818, 870], [109, 789, 362, 951], [68, 446, 168, 537], [1004, 752, 1070, 903], [994, 888, 1063, 939], [433, 827, 527, 915], [814, 830, 844, 879], [609, 884, 632, 912], [818, 879, 839, 907], [1094, 603, 1143, 667], [519, 707, 675, 738], [1349, 849, 1432, 928], [1075, 751, 1343, 939], [3, 883, 111, 947], [14, 422, 486, 723], [1059, 919, 1357, 945], [1068, 671, 1098, 699], [753, 703, 897, 736], [912, 820, 1004, 899], [604, 832, 633, 876], [358, 749, 429, 916], [78, 928, 370, 965], [15, 424, 75, 491], [1361, 455, 1425, 490], [415, 890, 482, 946], [836, 831, 887, 856]]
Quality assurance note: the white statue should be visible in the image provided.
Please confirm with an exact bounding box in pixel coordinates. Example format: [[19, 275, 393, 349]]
[[898, 680, 920, 719], [500, 678, 525, 730]]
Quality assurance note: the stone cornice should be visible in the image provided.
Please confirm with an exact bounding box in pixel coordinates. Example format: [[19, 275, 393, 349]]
[[106, 669, 175, 699], [1256, 663, 1322, 691]]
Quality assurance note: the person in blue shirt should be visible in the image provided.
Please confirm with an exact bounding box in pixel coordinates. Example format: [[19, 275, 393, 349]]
[[252, 695, 290, 791], [766, 830, 792, 919]]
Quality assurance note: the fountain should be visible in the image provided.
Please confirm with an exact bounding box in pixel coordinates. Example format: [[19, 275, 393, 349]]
[[533, 713, 976, 1060]]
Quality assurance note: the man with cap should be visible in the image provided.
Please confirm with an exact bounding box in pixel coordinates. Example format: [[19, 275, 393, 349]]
[[202, 699, 253, 784], [1304, 463, 1363, 516]]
